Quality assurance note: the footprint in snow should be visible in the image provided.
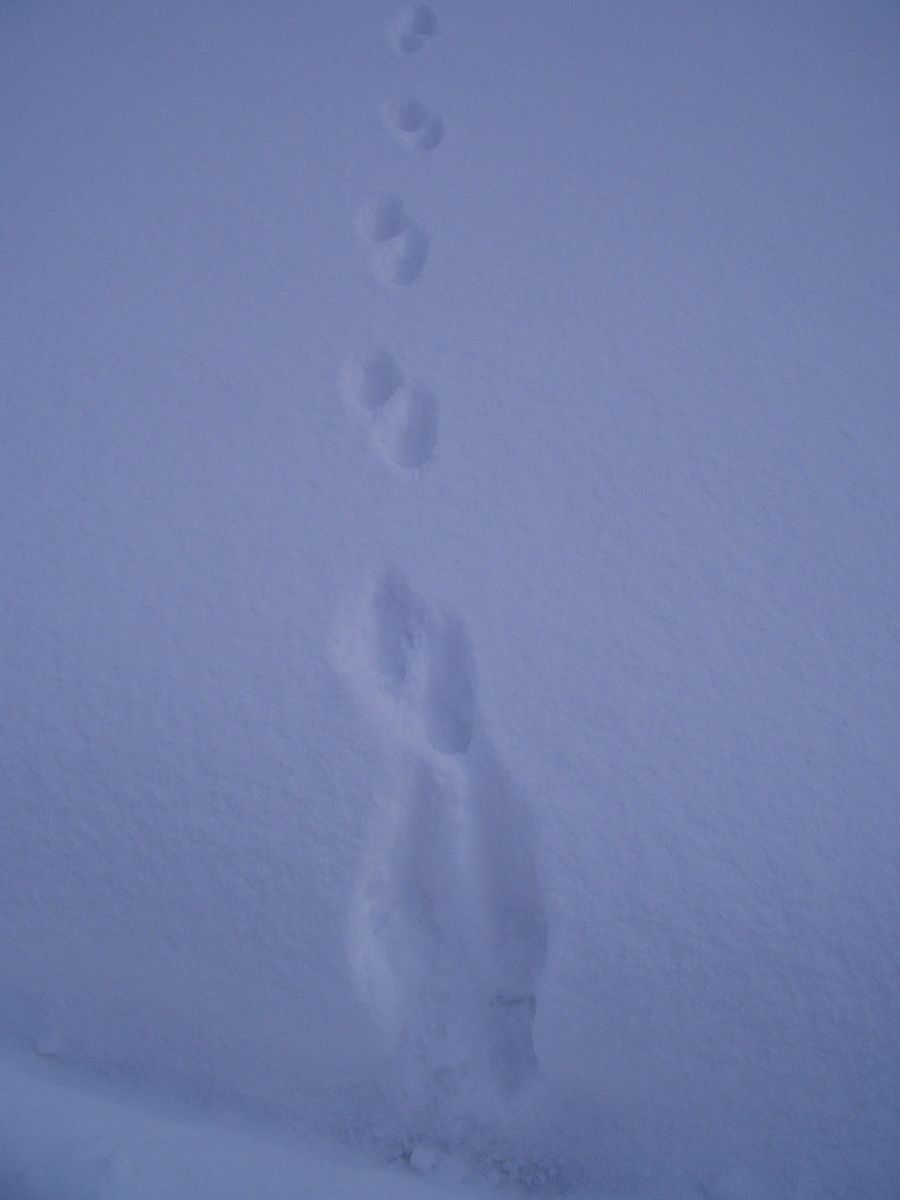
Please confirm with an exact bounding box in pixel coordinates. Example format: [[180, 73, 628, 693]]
[[356, 195, 408, 243], [341, 349, 437, 470], [341, 347, 403, 412], [371, 382, 437, 469], [356, 195, 429, 287], [337, 567, 472, 752], [389, 3, 438, 56], [336, 571, 547, 1120], [383, 97, 444, 152]]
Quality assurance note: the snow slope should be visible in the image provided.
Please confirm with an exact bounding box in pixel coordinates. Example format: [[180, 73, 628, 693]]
[[0, 1049, 504, 1200], [1, 1, 898, 1196]]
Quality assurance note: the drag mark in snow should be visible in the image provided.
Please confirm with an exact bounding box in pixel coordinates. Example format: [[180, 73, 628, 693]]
[[340, 351, 437, 470], [356, 195, 429, 286], [383, 98, 444, 152], [389, 4, 438, 56], [335, 571, 547, 1122]]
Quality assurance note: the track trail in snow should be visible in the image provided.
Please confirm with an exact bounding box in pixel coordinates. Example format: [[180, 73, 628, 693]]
[[336, 570, 547, 1120], [335, 6, 548, 1136], [357, 194, 430, 287], [389, 4, 439, 57], [341, 349, 437, 470], [342, 4, 445, 471], [383, 97, 444, 152]]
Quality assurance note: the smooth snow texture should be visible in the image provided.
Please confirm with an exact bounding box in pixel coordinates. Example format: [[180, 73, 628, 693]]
[[0, 1052, 500, 1200], [1, 0, 899, 1197]]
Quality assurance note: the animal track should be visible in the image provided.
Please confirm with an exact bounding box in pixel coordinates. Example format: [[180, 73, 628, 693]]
[[466, 749, 547, 1096], [371, 383, 438, 469], [338, 568, 472, 750], [356, 195, 429, 286], [389, 3, 439, 56], [340, 350, 437, 470], [373, 225, 429, 286], [340, 348, 403, 412], [337, 572, 547, 1120], [383, 98, 444, 152], [339, 0, 545, 1143], [356, 195, 408, 244]]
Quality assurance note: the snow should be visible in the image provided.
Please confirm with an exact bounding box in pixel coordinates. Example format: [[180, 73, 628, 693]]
[[0, 1050, 496, 1200], [1, 0, 898, 1197]]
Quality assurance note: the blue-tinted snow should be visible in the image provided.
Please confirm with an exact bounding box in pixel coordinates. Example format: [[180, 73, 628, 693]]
[[1, 1, 898, 1196]]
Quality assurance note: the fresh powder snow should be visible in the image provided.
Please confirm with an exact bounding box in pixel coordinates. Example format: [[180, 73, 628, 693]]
[[1, 2, 898, 1198]]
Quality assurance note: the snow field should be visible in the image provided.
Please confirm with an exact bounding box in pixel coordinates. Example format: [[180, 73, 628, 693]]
[[1, 0, 898, 1196]]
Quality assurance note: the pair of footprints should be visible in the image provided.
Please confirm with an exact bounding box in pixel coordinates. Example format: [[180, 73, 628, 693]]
[[360, 7, 443, 284], [385, 4, 442, 150], [356, 194, 430, 288], [346, 8, 442, 463], [342, 2, 545, 1124], [351, 568, 474, 756], [339, 571, 547, 1105], [389, 3, 439, 58], [384, 96, 443, 153], [341, 346, 437, 470]]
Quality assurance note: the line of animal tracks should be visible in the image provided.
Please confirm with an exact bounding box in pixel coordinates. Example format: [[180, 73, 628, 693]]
[[334, 3, 549, 1151]]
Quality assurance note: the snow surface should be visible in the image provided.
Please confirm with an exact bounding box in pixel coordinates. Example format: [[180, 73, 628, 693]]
[[1, 1, 899, 1196], [0, 1048, 503, 1200]]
